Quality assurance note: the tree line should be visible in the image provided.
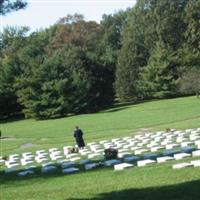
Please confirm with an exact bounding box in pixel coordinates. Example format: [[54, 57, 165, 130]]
[[0, 0, 199, 119]]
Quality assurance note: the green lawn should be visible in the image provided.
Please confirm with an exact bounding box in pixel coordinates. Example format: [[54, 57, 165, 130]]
[[1, 96, 200, 155], [1, 96, 200, 200], [1, 158, 200, 200]]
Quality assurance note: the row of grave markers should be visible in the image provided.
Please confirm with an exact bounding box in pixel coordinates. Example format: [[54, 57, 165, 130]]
[[1, 127, 200, 176]]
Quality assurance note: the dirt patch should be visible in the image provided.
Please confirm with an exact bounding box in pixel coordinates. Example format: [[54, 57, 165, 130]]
[[20, 143, 36, 149]]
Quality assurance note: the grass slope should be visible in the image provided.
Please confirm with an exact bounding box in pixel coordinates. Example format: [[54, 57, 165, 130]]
[[1, 96, 200, 155], [1, 96, 200, 200]]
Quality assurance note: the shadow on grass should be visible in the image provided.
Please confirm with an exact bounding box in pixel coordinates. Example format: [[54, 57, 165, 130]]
[[0, 114, 25, 124], [67, 179, 200, 200]]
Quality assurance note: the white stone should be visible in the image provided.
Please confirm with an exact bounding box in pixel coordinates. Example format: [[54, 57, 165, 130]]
[[21, 159, 34, 166], [87, 142, 97, 146], [118, 148, 129, 153], [165, 143, 180, 150], [5, 161, 20, 168], [99, 140, 109, 144], [118, 152, 132, 158], [36, 150, 46, 155], [192, 150, 200, 157], [114, 163, 133, 170], [93, 149, 104, 153], [157, 156, 174, 163], [49, 148, 59, 153], [80, 151, 92, 156], [70, 157, 81, 162], [134, 149, 149, 155], [50, 151, 62, 156], [50, 154, 63, 160], [172, 162, 193, 169], [137, 159, 156, 167], [191, 160, 200, 167], [181, 141, 194, 147], [66, 153, 79, 158], [174, 153, 191, 160], [88, 153, 102, 159], [35, 157, 49, 163], [150, 146, 164, 152]]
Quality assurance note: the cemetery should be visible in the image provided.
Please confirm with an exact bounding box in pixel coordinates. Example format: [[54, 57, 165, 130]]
[[1, 128, 200, 177], [1, 0, 200, 199]]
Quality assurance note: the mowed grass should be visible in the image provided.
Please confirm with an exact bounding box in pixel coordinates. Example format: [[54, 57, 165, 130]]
[[1, 159, 200, 200], [1, 96, 200, 200], [1, 96, 200, 155]]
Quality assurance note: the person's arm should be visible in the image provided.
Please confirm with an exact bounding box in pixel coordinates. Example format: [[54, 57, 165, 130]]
[[80, 130, 83, 136]]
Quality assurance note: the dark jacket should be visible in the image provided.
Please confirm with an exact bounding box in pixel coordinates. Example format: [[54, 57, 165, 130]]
[[74, 129, 85, 148]]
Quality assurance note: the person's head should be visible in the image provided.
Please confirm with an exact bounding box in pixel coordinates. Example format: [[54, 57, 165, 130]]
[[75, 126, 79, 130]]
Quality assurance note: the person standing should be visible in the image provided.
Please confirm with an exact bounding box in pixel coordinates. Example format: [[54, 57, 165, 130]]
[[73, 126, 85, 149]]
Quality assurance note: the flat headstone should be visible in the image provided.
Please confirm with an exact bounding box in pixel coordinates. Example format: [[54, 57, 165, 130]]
[[165, 143, 180, 150], [191, 160, 200, 167], [85, 163, 101, 170], [61, 161, 75, 168], [49, 148, 59, 153], [88, 153, 102, 159], [150, 146, 164, 152], [124, 156, 140, 163], [181, 146, 196, 153], [50, 155, 63, 161], [70, 157, 81, 162], [66, 153, 79, 158], [41, 165, 57, 173], [42, 162, 54, 167], [174, 153, 191, 160], [79, 159, 92, 165], [181, 141, 194, 147], [192, 150, 200, 157], [104, 159, 121, 167], [134, 149, 149, 155], [172, 162, 193, 169], [62, 167, 80, 174], [118, 152, 132, 158], [21, 160, 34, 166], [143, 153, 159, 159], [5, 167, 18, 173], [137, 159, 156, 167], [157, 156, 174, 163], [93, 149, 104, 153], [163, 149, 181, 156], [18, 170, 34, 176], [114, 163, 133, 170]]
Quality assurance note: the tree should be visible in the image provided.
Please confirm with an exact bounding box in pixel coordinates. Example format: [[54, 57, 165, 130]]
[[115, 0, 156, 102], [0, 26, 29, 118], [179, 68, 200, 98], [138, 42, 178, 99], [0, 0, 27, 15]]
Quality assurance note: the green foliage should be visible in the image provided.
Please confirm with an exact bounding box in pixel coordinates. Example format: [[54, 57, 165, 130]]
[[0, 1, 199, 118], [139, 42, 179, 99], [179, 67, 200, 98], [0, 27, 29, 118], [0, 0, 27, 15]]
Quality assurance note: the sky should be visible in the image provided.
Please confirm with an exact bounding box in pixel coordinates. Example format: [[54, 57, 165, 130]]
[[1, 0, 136, 32]]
